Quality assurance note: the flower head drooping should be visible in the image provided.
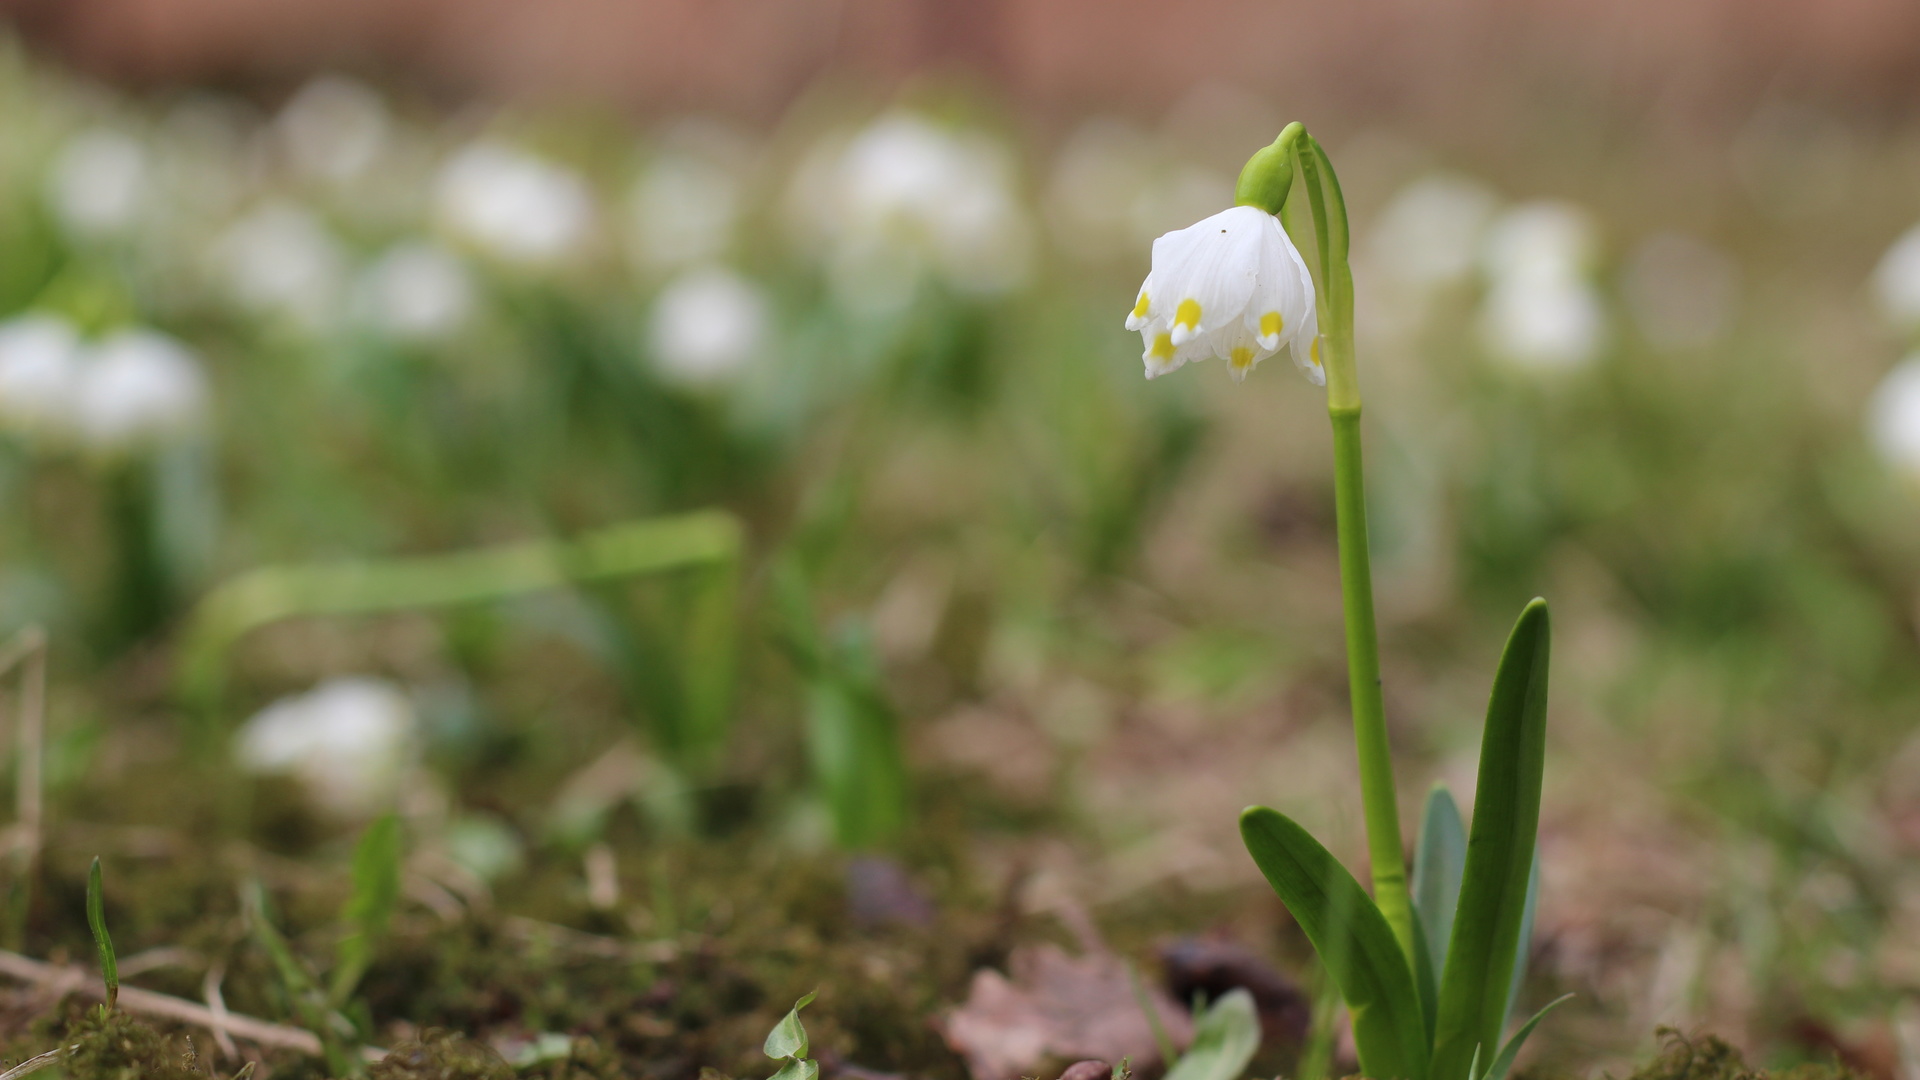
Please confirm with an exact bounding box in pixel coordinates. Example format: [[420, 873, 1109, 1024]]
[[1126, 204, 1318, 384]]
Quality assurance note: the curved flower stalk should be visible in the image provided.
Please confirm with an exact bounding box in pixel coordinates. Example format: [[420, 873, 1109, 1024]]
[[1129, 124, 1561, 1080]]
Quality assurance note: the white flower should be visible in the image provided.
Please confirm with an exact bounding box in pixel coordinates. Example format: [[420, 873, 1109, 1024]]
[[353, 241, 475, 340], [276, 75, 390, 183], [1873, 224, 1920, 334], [46, 129, 150, 238], [1368, 173, 1500, 290], [1478, 201, 1607, 371], [0, 315, 82, 438], [236, 677, 416, 819], [212, 202, 347, 325], [1125, 205, 1318, 383], [436, 141, 592, 264], [1482, 201, 1598, 284], [647, 266, 768, 386], [1869, 354, 1920, 476], [73, 329, 210, 451], [627, 127, 751, 273]]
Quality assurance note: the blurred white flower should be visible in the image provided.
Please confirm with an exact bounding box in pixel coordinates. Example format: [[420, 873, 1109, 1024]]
[[628, 139, 746, 273], [791, 113, 1032, 311], [1127, 205, 1318, 383], [1479, 201, 1606, 371], [236, 677, 417, 819], [1045, 118, 1157, 263], [1869, 355, 1920, 476], [436, 141, 592, 265], [1873, 223, 1920, 334], [0, 315, 82, 437], [1369, 173, 1500, 290], [73, 329, 210, 452], [46, 129, 150, 238], [647, 266, 768, 386], [276, 75, 390, 183], [212, 202, 347, 325], [353, 241, 475, 340], [1622, 232, 1739, 350]]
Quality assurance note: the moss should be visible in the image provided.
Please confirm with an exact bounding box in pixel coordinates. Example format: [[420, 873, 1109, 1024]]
[[8, 1006, 209, 1080], [368, 1030, 514, 1080], [1620, 1029, 1862, 1080]]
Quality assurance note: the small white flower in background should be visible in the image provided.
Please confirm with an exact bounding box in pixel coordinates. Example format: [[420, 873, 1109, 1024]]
[[1125, 205, 1319, 383], [276, 75, 390, 183], [0, 314, 82, 438], [1872, 224, 1920, 334], [73, 329, 210, 452], [236, 677, 417, 819], [790, 113, 1032, 311], [1869, 355, 1920, 477], [46, 129, 150, 238], [628, 124, 753, 273], [1622, 232, 1739, 350], [1478, 200, 1606, 371], [436, 141, 592, 265], [212, 202, 347, 325], [647, 266, 769, 386], [353, 241, 475, 340], [1368, 173, 1500, 290]]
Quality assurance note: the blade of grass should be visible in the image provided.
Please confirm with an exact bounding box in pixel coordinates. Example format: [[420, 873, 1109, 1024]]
[[330, 814, 402, 1007], [1433, 600, 1551, 1080], [1240, 806, 1428, 1080], [85, 857, 117, 1013]]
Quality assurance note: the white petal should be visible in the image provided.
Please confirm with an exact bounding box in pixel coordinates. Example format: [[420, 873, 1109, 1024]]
[[1150, 206, 1266, 340], [1125, 277, 1153, 331]]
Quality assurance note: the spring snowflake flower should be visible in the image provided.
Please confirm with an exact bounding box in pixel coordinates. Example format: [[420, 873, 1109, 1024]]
[[73, 329, 210, 452], [436, 141, 592, 265], [212, 201, 347, 325], [1869, 354, 1920, 476], [236, 677, 417, 819], [353, 241, 475, 340], [1873, 224, 1920, 334], [1478, 201, 1606, 371], [276, 75, 390, 183], [0, 315, 82, 439], [647, 266, 769, 386], [1369, 173, 1500, 290], [46, 129, 150, 239], [1125, 205, 1319, 383]]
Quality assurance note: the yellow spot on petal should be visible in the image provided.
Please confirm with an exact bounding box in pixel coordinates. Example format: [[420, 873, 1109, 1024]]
[[1174, 298, 1202, 330], [1132, 292, 1151, 319], [1259, 311, 1284, 339], [1150, 333, 1175, 359], [1230, 346, 1255, 371], [1310, 337, 1323, 366]]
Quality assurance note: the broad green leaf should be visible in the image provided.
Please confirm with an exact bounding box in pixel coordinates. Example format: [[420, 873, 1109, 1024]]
[[1412, 786, 1467, 982], [1502, 856, 1541, 1034], [1409, 910, 1437, 1045], [768, 1060, 819, 1080], [1240, 807, 1428, 1080], [1433, 600, 1551, 1080], [763, 990, 818, 1060], [1483, 994, 1572, 1080], [1163, 989, 1261, 1080], [86, 857, 118, 1011], [804, 668, 907, 851], [331, 813, 403, 1006]]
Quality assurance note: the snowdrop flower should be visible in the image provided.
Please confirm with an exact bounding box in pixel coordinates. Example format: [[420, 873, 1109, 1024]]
[[1368, 173, 1500, 290], [647, 266, 768, 386], [212, 202, 347, 325], [0, 315, 82, 438], [353, 241, 474, 340], [46, 129, 150, 238], [73, 329, 210, 452], [1869, 354, 1920, 477], [236, 677, 417, 819], [1872, 224, 1920, 334], [436, 141, 592, 265], [1125, 205, 1318, 383], [276, 75, 389, 183]]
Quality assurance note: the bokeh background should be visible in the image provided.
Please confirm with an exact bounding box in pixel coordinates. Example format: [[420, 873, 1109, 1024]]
[[2, 0, 1920, 1075]]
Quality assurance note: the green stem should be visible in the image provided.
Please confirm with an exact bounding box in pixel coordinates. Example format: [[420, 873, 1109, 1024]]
[[1300, 132, 1416, 964]]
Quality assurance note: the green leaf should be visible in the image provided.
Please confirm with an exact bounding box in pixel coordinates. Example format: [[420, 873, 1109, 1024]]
[[85, 857, 118, 1012], [1412, 786, 1467, 983], [330, 813, 403, 1006], [1502, 856, 1541, 1034], [1240, 807, 1428, 1080], [804, 666, 907, 851], [767, 1060, 819, 1080], [1433, 600, 1551, 1080], [1163, 988, 1261, 1080], [763, 990, 818, 1061], [1483, 994, 1572, 1080]]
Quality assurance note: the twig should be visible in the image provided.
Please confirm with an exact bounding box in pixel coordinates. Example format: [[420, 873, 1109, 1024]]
[[0, 1047, 67, 1080], [0, 949, 322, 1055], [202, 962, 239, 1061]]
